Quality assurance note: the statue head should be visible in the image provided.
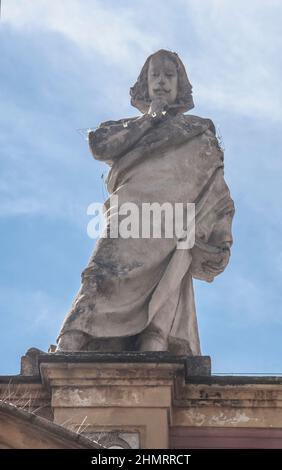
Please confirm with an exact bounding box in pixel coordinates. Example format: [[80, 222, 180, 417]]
[[130, 49, 194, 114]]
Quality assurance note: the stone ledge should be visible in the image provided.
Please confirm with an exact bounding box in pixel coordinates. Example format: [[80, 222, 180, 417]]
[[0, 375, 41, 384], [184, 375, 282, 385], [38, 352, 211, 377]]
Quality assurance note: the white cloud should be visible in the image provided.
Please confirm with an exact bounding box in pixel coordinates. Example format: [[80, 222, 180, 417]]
[[2, 0, 282, 223], [3, 0, 281, 121], [0, 287, 66, 332], [196, 269, 282, 327], [181, 0, 282, 121], [3, 0, 160, 68], [1, 0, 282, 376]]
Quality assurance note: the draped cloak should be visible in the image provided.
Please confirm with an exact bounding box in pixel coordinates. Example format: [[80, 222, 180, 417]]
[[59, 113, 234, 355]]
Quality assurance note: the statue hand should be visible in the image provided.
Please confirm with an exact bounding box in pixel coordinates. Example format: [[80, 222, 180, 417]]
[[202, 246, 230, 277], [147, 99, 168, 124], [148, 97, 168, 114]]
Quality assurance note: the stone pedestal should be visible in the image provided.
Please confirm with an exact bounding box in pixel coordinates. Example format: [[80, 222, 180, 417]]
[[39, 352, 210, 449], [3, 351, 282, 449]]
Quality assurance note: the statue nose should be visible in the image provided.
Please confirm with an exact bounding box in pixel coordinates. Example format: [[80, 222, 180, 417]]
[[158, 77, 165, 86]]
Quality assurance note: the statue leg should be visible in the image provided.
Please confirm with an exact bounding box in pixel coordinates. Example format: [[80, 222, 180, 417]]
[[56, 331, 91, 351], [57, 332, 132, 352], [138, 327, 168, 352], [86, 337, 129, 352]]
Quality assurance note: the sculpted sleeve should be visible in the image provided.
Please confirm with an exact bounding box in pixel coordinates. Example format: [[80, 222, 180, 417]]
[[88, 120, 126, 162], [189, 124, 235, 282]]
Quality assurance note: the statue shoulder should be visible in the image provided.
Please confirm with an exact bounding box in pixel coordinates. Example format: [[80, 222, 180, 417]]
[[182, 114, 216, 135], [99, 116, 141, 129]]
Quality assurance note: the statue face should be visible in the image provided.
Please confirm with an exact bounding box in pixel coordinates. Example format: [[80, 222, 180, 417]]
[[148, 55, 178, 105]]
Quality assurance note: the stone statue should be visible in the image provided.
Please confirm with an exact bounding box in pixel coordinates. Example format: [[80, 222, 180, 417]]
[[56, 49, 234, 354]]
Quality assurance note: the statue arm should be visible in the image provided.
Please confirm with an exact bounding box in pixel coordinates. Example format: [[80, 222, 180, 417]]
[[88, 114, 158, 161]]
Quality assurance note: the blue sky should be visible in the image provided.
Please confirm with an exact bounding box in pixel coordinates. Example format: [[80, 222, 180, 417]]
[[1, 0, 282, 375]]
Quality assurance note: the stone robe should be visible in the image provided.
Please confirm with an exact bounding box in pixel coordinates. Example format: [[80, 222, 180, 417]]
[[58, 113, 234, 354]]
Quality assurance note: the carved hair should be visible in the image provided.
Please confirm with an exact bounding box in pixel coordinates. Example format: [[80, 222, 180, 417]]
[[130, 49, 194, 114]]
